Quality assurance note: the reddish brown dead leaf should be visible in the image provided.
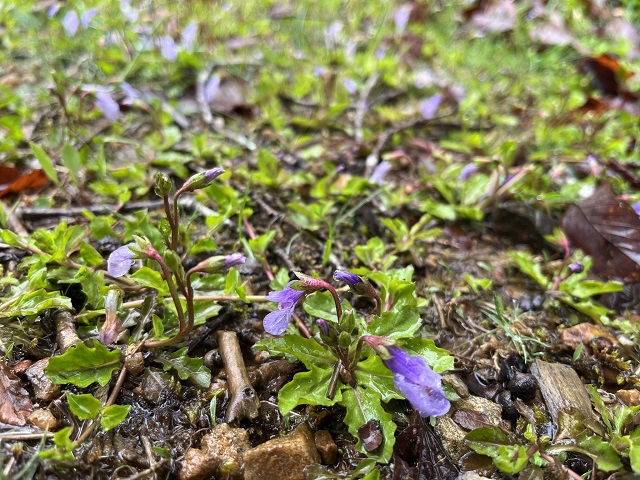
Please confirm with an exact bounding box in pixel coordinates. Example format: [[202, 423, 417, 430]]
[[579, 54, 634, 98], [562, 183, 640, 281], [0, 167, 49, 198], [560, 323, 618, 350], [0, 360, 33, 426]]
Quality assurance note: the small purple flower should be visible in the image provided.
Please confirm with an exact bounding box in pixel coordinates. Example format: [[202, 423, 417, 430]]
[[458, 163, 478, 181], [62, 10, 79, 36], [369, 160, 391, 185], [223, 253, 246, 269], [120, 82, 139, 105], [263, 281, 305, 335], [80, 8, 98, 28], [107, 244, 136, 277], [48, 5, 61, 18], [362, 336, 450, 417], [333, 270, 363, 288], [178, 167, 225, 194], [314, 66, 325, 77], [419, 94, 442, 120], [343, 78, 357, 95], [394, 4, 412, 34], [633, 200, 640, 217], [158, 36, 177, 62], [316, 319, 330, 336], [568, 263, 584, 274], [95, 91, 120, 121], [120, 0, 138, 22], [204, 75, 221, 103], [181, 23, 198, 51], [375, 47, 386, 60], [324, 21, 342, 49]]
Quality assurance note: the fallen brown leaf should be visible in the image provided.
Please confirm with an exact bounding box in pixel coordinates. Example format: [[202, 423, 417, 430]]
[[0, 360, 33, 426]]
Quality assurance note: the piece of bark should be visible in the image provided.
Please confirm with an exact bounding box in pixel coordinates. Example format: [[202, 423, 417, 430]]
[[217, 331, 260, 423], [55, 309, 80, 353], [530, 359, 592, 424]]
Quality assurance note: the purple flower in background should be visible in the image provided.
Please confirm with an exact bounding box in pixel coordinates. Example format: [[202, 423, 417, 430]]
[[120, 0, 138, 22], [204, 75, 221, 103], [343, 78, 357, 95], [458, 163, 478, 181], [263, 281, 305, 335], [62, 10, 79, 36], [107, 244, 135, 277], [394, 4, 412, 34], [120, 82, 139, 105], [314, 66, 325, 77], [568, 263, 584, 274], [333, 270, 363, 288], [181, 23, 198, 51], [419, 94, 442, 119], [362, 336, 450, 417], [375, 47, 386, 60], [95, 91, 120, 121], [80, 8, 98, 28], [325, 21, 342, 49], [158, 36, 177, 62], [223, 253, 246, 269], [633, 201, 640, 217], [369, 160, 391, 185], [48, 5, 61, 18]]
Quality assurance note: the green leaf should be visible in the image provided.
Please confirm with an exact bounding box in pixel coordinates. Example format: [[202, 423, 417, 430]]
[[45, 341, 122, 387], [30, 142, 60, 185], [278, 366, 338, 415], [547, 429, 623, 472], [509, 251, 549, 289], [341, 386, 396, 462], [0, 289, 72, 318], [130, 267, 169, 294], [79, 242, 104, 267], [155, 348, 211, 388], [303, 290, 339, 322], [68, 393, 102, 420], [630, 426, 640, 473], [254, 335, 335, 369], [100, 404, 131, 431], [61, 144, 83, 185], [38, 427, 76, 461], [353, 354, 402, 402], [402, 338, 455, 374], [464, 427, 529, 474], [366, 306, 421, 339]]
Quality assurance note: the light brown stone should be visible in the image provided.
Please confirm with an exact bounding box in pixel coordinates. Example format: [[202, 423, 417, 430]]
[[314, 430, 337, 464], [180, 448, 217, 480], [617, 389, 640, 406], [25, 359, 60, 402], [243, 424, 321, 480], [201, 423, 250, 473], [27, 409, 57, 431]]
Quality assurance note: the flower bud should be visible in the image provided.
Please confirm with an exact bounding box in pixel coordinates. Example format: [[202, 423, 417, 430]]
[[178, 167, 225, 194], [154, 172, 174, 197], [568, 263, 584, 274]]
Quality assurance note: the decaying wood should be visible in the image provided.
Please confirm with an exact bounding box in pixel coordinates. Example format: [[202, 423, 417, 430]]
[[530, 359, 593, 425], [55, 309, 80, 353], [217, 331, 260, 423]]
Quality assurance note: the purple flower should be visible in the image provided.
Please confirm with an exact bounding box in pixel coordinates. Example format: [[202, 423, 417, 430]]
[[343, 78, 357, 95], [95, 91, 120, 121], [369, 160, 391, 185], [419, 94, 442, 120], [314, 66, 325, 77], [568, 263, 584, 274], [362, 336, 450, 417], [120, 82, 139, 105], [204, 75, 221, 103], [223, 253, 246, 269], [324, 21, 342, 49], [458, 163, 478, 181], [62, 10, 79, 36], [48, 5, 61, 18], [120, 0, 138, 22], [107, 244, 135, 277], [80, 8, 98, 29], [394, 4, 412, 34], [333, 270, 363, 288], [633, 200, 640, 217], [158, 36, 177, 62], [181, 23, 198, 51], [263, 281, 305, 335]]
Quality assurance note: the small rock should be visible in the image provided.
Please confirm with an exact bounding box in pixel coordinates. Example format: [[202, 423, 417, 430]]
[[244, 424, 321, 480], [181, 448, 217, 480], [617, 389, 640, 406], [443, 373, 469, 398], [27, 409, 57, 431], [201, 422, 251, 474], [314, 430, 337, 464], [561, 323, 617, 349], [25, 359, 60, 402]]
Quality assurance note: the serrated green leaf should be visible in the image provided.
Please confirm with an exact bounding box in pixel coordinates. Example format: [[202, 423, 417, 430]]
[[0, 289, 72, 318], [45, 341, 122, 387], [155, 348, 211, 388], [342, 386, 396, 462], [254, 335, 335, 369], [402, 338, 455, 374], [30, 142, 60, 185], [100, 404, 131, 431], [278, 365, 338, 415], [547, 429, 623, 472], [130, 267, 169, 294], [68, 393, 102, 420], [365, 306, 421, 339], [353, 354, 402, 402], [465, 427, 529, 474], [302, 290, 339, 322]]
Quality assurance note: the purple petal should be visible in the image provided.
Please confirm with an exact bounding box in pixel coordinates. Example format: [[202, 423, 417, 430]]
[[394, 4, 412, 34], [223, 253, 246, 269], [120, 0, 138, 22], [633, 201, 640, 217], [263, 307, 293, 335], [369, 160, 391, 185], [265, 281, 304, 309], [95, 91, 120, 121], [568, 263, 584, 274], [324, 21, 342, 49], [458, 163, 478, 181], [343, 78, 357, 95], [204, 75, 221, 103], [314, 66, 325, 77], [158, 36, 177, 62], [80, 8, 98, 29], [181, 23, 198, 51], [419, 94, 442, 120], [48, 5, 61, 18], [120, 82, 139, 105], [333, 270, 363, 288], [385, 346, 450, 417], [62, 10, 79, 36], [107, 245, 135, 277]]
